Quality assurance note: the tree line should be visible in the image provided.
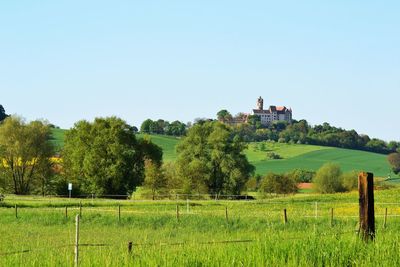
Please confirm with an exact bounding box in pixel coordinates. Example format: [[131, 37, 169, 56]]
[[140, 119, 187, 136], [1, 104, 399, 197], [217, 109, 399, 155], [254, 163, 359, 197], [0, 114, 254, 197]]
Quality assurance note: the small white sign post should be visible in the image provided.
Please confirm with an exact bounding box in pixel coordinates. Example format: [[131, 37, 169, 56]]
[[68, 183, 73, 199]]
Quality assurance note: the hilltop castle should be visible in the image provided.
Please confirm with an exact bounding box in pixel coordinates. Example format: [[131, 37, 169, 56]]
[[252, 97, 292, 125]]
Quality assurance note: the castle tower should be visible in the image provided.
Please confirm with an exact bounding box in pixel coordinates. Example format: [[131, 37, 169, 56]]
[[257, 96, 264, 110]]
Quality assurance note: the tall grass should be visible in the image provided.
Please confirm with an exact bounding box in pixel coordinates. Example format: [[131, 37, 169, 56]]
[[2, 189, 400, 266]]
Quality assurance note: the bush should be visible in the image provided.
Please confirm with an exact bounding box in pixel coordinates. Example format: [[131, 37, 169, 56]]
[[259, 173, 298, 196], [341, 171, 358, 191], [313, 163, 344, 194], [388, 153, 400, 174], [286, 169, 316, 183], [266, 152, 282, 160]]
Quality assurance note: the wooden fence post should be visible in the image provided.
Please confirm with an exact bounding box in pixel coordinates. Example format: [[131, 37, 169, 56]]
[[128, 242, 133, 253], [384, 208, 388, 229], [176, 204, 180, 221], [65, 206, 68, 219], [359, 172, 375, 242], [15, 204, 18, 219], [79, 201, 82, 218], [283, 209, 288, 224], [225, 206, 229, 222], [118, 204, 121, 222], [330, 208, 334, 227], [75, 215, 80, 267]]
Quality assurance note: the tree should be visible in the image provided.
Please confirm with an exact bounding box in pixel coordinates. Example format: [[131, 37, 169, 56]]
[[165, 120, 186, 136], [62, 117, 162, 195], [313, 163, 344, 194], [0, 105, 8, 122], [388, 153, 400, 174], [0, 117, 55, 195], [140, 119, 153, 133], [216, 110, 233, 123], [143, 159, 167, 200], [286, 169, 315, 183], [176, 121, 254, 196], [259, 173, 298, 196], [163, 162, 184, 194]]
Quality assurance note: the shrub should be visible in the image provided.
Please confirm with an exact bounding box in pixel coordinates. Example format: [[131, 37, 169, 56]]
[[341, 171, 358, 191], [245, 176, 259, 192], [266, 152, 282, 160], [388, 153, 400, 174], [259, 173, 298, 196], [313, 163, 344, 194], [286, 169, 316, 183]]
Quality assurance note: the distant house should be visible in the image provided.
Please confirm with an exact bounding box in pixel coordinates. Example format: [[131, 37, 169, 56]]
[[252, 96, 292, 126]]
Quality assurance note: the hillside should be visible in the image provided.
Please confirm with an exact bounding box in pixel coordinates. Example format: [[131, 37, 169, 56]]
[[51, 129, 392, 177], [247, 142, 389, 177], [136, 134, 180, 161], [49, 128, 66, 152]]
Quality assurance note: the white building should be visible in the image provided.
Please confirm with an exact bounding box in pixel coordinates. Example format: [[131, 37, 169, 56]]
[[252, 97, 292, 125]]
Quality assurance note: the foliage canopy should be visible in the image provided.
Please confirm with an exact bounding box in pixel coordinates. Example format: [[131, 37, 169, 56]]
[[0, 116, 55, 195], [176, 121, 254, 196], [62, 117, 162, 195]]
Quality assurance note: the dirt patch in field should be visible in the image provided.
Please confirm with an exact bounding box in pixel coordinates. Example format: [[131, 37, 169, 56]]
[[298, 183, 313, 190]]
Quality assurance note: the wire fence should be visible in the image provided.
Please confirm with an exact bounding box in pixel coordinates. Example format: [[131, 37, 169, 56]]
[[0, 228, 361, 257]]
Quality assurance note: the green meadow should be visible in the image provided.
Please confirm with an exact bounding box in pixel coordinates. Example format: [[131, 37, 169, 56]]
[[1, 189, 400, 266], [247, 142, 390, 177]]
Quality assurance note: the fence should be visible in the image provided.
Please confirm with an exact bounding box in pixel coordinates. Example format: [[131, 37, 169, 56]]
[[2, 198, 400, 265]]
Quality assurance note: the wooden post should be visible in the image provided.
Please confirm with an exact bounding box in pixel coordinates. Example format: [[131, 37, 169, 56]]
[[186, 199, 190, 213], [79, 201, 82, 218], [315, 202, 318, 218], [176, 204, 180, 221], [225, 206, 229, 222], [15, 204, 18, 219], [75, 215, 80, 267], [283, 209, 288, 224], [384, 208, 388, 229], [330, 208, 334, 227], [128, 242, 133, 253], [65, 206, 68, 219], [359, 172, 375, 241]]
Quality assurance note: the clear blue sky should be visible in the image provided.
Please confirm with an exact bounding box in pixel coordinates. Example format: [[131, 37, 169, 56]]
[[1, 1, 399, 141]]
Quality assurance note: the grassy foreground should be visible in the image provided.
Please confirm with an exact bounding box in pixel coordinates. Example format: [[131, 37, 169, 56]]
[[1, 189, 400, 266]]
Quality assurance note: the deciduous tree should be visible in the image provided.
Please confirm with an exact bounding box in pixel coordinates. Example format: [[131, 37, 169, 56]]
[[62, 117, 162, 195], [0, 105, 8, 122], [176, 121, 254, 196], [388, 153, 400, 174], [0, 117, 55, 194], [143, 159, 166, 200], [313, 163, 344, 194]]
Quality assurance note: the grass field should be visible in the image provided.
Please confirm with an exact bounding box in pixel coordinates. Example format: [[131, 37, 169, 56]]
[[51, 130, 393, 177], [136, 134, 181, 162], [247, 142, 390, 177], [49, 128, 66, 152], [1, 189, 400, 266]]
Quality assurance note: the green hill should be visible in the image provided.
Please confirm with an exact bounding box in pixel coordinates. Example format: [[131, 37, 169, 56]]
[[51, 130, 392, 177], [136, 134, 180, 161], [50, 128, 66, 152], [247, 142, 390, 177]]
